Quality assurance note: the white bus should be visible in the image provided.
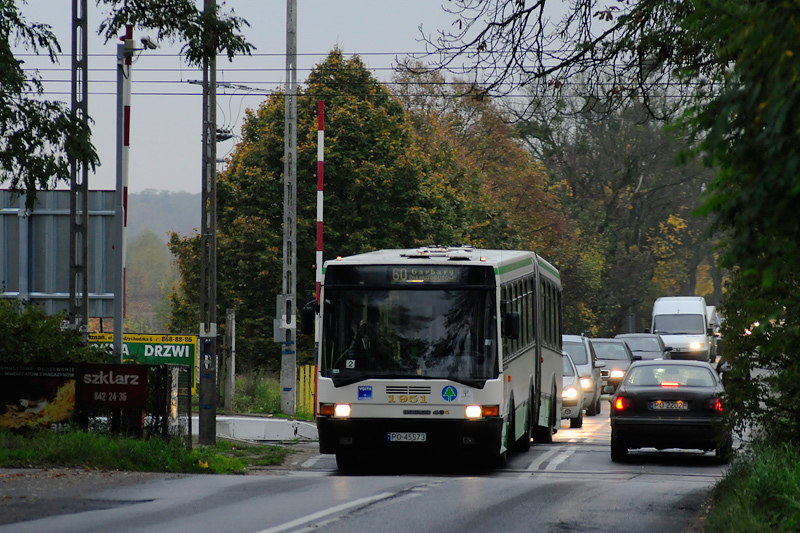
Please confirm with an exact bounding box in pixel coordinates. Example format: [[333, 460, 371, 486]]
[[304, 246, 563, 469]]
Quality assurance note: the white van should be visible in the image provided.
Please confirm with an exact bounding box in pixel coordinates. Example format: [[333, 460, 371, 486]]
[[650, 296, 714, 362]]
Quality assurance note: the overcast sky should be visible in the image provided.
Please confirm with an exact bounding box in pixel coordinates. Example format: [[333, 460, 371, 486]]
[[17, 1, 459, 194]]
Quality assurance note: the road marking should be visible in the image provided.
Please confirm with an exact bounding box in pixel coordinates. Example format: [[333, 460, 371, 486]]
[[545, 448, 576, 471], [519, 446, 561, 477], [254, 492, 395, 533]]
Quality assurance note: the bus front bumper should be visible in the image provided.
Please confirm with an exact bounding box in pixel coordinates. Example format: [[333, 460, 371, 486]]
[[316, 417, 504, 457]]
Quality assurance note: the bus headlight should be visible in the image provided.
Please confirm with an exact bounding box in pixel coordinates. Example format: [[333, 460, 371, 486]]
[[465, 405, 500, 418], [334, 403, 351, 417], [465, 405, 483, 418], [610, 369, 625, 379]]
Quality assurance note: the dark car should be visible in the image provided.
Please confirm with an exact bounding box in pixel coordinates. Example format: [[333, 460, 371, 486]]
[[589, 338, 638, 395], [615, 333, 673, 360], [563, 334, 605, 416], [610, 360, 732, 463]]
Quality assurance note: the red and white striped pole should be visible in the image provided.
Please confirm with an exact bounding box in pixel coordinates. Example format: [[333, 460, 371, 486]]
[[122, 24, 132, 316], [113, 24, 133, 361], [316, 100, 325, 303]]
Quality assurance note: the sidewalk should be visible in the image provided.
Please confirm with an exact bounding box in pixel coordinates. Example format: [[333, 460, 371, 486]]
[[191, 415, 318, 442]]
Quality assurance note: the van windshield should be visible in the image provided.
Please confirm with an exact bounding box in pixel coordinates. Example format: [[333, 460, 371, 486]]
[[653, 314, 706, 335]]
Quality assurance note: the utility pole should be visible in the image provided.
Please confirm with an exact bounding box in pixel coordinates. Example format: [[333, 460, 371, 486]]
[[114, 25, 134, 362], [199, 0, 219, 445], [275, 0, 297, 416], [69, 0, 89, 333]]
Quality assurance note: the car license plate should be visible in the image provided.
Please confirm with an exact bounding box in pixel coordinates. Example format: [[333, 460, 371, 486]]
[[387, 432, 426, 442], [650, 400, 689, 410]]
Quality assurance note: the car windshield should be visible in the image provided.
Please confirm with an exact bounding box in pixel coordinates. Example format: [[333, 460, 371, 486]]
[[592, 342, 630, 360], [321, 288, 499, 386], [625, 365, 717, 386], [622, 337, 660, 352], [562, 355, 576, 376], [653, 314, 706, 335], [563, 342, 588, 365]]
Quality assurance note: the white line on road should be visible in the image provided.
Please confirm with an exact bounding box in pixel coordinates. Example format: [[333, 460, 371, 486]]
[[254, 492, 396, 533]]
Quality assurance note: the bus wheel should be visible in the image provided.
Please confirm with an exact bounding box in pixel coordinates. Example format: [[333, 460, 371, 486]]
[[489, 450, 508, 469], [516, 399, 531, 452], [336, 453, 359, 472], [532, 414, 554, 443]]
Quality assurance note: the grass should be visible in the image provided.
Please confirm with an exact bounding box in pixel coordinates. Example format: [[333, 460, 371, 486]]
[[229, 370, 315, 421], [706, 441, 800, 532], [0, 428, 291, 474]]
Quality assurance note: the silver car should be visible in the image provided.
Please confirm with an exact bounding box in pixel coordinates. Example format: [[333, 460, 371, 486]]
[[561, 351, 585, 428], [563, 334, 606, 416], [616, 333, 673, 360]]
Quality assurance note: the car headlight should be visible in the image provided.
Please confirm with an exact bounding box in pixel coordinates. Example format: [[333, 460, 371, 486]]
[[689, 342, 704, 350], [579, 377, 592, 390], [610, 369, 625, 378], [562, 386, 579, 400]]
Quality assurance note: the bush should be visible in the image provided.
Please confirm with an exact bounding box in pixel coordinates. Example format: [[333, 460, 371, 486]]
[[0, 300, 112, 364], [707, 441, 800, 532]]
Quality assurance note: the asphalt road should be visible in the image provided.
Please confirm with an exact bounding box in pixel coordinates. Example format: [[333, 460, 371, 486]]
[[0, 405, 727, 532]]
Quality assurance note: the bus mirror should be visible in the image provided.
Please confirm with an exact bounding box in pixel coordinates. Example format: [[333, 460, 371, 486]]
[[503, 312, 520, 339], [300, 299, 318, 335]]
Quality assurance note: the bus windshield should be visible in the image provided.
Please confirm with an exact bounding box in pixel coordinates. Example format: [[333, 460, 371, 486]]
[[321, 288, 498, 386]]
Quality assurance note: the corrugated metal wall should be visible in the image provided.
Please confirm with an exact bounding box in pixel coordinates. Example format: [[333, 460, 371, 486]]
[[1, 189, 116, 317]]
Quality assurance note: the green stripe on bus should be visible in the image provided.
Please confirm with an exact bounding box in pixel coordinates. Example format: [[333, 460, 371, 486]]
[[537, 258, 560, 280], [495, 257, 534, 276]]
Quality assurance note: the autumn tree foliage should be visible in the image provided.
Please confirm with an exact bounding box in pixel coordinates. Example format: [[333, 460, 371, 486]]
[[517, 103, 715, 334], [168, 50, 505, 370], [393, 65, 569, 255]]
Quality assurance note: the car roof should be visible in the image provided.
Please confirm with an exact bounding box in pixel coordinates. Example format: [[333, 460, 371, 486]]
[[589, 337, 626, 343], [615, 333, 660, 338], [628, 359, 715, 369]]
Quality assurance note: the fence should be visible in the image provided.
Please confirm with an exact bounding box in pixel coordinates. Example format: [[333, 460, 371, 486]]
[[0, 363, 191, 444], [297, 364, 316, 417]]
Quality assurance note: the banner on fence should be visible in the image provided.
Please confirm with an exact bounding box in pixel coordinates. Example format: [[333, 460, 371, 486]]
[[0, 364, 77, 429], [88, 333, 197, 394]]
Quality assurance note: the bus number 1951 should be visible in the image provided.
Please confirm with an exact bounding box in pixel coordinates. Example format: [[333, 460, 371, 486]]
[[388, 395, 427, 404]]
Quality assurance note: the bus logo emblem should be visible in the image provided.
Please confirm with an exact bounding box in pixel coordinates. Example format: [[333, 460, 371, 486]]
[[442, 386, 457, 402], [358, 386, 372, 400]]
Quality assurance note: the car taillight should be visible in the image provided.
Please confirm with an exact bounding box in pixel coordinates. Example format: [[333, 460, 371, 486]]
[[706, 398, 723, 413], [661, 381, 680, 387], [614, 396, 635, 411]]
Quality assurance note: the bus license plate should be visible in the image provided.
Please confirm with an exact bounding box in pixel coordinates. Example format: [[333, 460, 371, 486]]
[[387, 432, 426, 442], [650, 400, 689, 410]]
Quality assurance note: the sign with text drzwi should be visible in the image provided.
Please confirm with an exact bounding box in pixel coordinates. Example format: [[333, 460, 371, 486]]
[[88, 334, 197, 394]]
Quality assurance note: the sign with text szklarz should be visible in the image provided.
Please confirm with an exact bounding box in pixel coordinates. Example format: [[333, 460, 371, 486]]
[[76, 364, 148, 409]]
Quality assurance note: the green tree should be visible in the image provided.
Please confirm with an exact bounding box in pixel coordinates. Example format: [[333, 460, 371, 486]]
[[0, 0, 98, 209], [169, 49, 498, 370], [683, 2, 800, 442], [0, 300, 111, 363], [2, 0, 251, 207]]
